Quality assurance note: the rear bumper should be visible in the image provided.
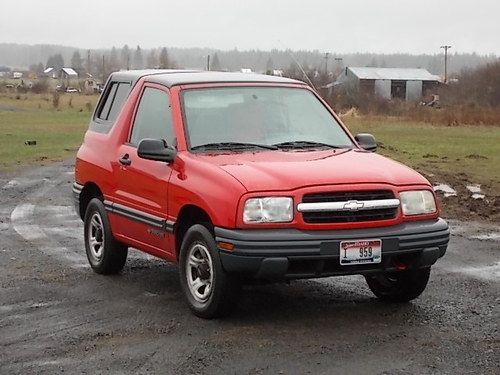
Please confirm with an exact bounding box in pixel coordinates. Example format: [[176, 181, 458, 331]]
[[215, 219, 449, 280]]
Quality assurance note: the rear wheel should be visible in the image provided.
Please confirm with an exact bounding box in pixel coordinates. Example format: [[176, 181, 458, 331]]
[[179, 224, 240, 318], [84, 198, 128, 274], [365, 267, 431, 302]]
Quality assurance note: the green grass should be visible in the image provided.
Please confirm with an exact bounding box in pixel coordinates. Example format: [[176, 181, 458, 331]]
[[343, 116, 500, 190], [0, 93, 98, 170], [1, 93, 499, 193]]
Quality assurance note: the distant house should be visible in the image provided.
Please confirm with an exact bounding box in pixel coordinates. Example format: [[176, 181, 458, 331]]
[[83, 74, 101, 94], [333, 67, 442, 101], [43, 67, 57, 78], [61, 67, 78, 79], [43, 67, 79, 89], [44, 67, 79, 79], [12, 72, 23, 79]]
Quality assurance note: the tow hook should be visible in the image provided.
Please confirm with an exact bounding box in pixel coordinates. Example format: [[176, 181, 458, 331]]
[[393, 258, 408, 271]]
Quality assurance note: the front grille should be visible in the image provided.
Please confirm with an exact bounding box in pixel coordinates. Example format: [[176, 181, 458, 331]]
[[302, 190, 394, 203], [301, 190, 398, 223]]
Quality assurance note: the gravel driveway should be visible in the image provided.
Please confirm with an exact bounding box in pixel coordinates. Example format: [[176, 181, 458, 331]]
[[0, 162, 498, 374]]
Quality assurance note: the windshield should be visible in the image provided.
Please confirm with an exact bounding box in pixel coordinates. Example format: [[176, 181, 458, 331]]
[[182, 87, 354, 150]]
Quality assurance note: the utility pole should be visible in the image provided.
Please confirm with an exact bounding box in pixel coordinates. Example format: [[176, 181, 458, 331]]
[[87, 50, 91, 76], [324, 52, 330, 75], [334, 57, 343, 75], [440, 45, 452, 83], [207, 55, 210, 71]]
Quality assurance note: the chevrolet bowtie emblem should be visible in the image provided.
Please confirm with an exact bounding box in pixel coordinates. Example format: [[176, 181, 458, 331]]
[[343, 200, 364, 211]]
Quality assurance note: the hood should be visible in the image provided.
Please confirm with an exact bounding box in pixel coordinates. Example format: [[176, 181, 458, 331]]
[[195, 149, 429, 192]]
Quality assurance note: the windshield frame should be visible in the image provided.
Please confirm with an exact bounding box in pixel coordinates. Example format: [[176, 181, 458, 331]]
[[179, 83, 356, 153]]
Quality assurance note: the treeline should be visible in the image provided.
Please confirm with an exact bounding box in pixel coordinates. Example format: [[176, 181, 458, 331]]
[[1, 43, 497, 77], [439, 61, 500, 107]]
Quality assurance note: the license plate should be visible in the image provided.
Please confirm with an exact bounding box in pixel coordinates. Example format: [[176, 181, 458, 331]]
[[339, 239, 382, 265]]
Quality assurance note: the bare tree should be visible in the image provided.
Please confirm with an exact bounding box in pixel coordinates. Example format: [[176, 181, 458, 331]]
[[146, 49, 158, 68], [159, 47, 170, 69], [109, 47, 119, 72], [71, 51, 84, 74], [46, 53, 64, 70], [133, 45, 144, 69], [211, 53, 222, 71], [120, 45, 130, 70]]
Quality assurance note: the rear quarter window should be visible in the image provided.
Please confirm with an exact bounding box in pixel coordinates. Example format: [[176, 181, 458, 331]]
[[90, 81, 131, 133]]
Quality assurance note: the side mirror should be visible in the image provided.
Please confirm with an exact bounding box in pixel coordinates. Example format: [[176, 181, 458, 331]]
[[137, 139, 176, 163], [354, 133, 377, 152]]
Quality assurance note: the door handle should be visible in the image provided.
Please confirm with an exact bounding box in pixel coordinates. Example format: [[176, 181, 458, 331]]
[[119, 154, 131, 166]]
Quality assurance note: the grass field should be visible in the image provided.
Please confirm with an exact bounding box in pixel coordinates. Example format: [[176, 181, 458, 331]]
[[343, 116, 500, 191], [0, 93, 98, 170], [0, 93, 499, 194]]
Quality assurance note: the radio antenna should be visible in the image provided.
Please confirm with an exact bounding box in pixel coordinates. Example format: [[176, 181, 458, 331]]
[[278, 40, 318, 93]]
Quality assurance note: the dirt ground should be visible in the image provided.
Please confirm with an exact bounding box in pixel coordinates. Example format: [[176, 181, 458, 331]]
[[420, 169, 500, 224], [0, 161, 499, 374]]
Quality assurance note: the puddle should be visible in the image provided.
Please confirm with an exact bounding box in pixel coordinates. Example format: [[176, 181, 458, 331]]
[[466, 184, 482, 194], [448, 220, 500, 242], [454, 262, 500, 281], [466, 184, 485, 199], [433, 183, 457, 197], [470, 233, 500, 241], [471, 193, 486, 199]]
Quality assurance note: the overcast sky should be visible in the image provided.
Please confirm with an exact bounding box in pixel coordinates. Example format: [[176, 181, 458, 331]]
[[0, 0, 498, 55]]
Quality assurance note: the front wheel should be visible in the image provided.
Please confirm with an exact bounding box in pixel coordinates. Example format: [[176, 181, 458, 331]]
[[179, 224, 240, 318], [365, 267, 431, 302], [84, 198, 128, 274]]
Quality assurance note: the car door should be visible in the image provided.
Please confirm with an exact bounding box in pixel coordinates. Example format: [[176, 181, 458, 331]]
[[111, 83, 176, 257]]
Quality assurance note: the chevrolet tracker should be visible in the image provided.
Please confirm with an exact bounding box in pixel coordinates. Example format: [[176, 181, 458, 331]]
[[73, 70, 450, 318]]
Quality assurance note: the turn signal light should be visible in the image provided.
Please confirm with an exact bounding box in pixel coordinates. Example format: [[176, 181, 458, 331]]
[[217, 242, 235, 251]]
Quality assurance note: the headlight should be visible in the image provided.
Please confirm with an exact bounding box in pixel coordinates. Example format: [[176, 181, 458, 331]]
[[243, 197, 293, 223], [400, 190, 436, 215]]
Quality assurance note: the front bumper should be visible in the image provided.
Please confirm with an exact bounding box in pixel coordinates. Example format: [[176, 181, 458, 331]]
[[215, 219, 449, 280]]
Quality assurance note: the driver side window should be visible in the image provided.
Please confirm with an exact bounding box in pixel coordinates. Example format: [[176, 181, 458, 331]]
[[130, 87, 174, 146]]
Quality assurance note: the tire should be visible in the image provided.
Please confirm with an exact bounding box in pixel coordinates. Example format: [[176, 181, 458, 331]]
[[84, 198, 128, 274], [179, 224, 240, 319], [365, 267, 431, 303]]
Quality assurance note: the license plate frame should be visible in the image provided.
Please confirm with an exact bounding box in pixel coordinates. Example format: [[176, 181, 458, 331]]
[[339, 239, 382, 265]]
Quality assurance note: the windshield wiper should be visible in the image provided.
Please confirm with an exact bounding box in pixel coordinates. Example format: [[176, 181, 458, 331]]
[[273, 141, 345, 150], [191, 142, 278, 151]]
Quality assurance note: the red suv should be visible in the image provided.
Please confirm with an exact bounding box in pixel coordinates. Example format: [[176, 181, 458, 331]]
[[73, 70, 449, 318]]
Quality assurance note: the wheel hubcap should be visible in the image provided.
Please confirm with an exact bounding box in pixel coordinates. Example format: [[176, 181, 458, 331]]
[[88, 213, 104, 261], [186, 243, 213, 303]]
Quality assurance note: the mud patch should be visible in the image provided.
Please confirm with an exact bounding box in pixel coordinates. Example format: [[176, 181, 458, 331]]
[[465, 154, 488, 160], [423, 170, 499, 224]]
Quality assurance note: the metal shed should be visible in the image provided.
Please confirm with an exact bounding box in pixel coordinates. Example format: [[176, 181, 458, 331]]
[[336, 67, 441, 101]]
